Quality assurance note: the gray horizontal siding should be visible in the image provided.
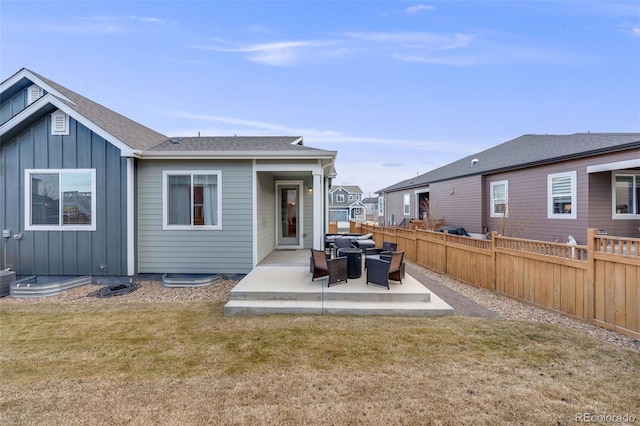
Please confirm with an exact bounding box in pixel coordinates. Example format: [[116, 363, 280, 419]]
[[137, 159, 253, 274], [430, 175, 483, 231]]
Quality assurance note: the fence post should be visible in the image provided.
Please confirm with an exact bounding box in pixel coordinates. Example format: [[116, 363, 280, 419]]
[[585, 228, 596, 323], [443, 230, 449, 276], [491, 231, 498, 292]]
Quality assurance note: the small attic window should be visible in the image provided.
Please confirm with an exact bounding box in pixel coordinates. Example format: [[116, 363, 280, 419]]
[[27, 84, 43, 105], [51, 111, 69, 135]]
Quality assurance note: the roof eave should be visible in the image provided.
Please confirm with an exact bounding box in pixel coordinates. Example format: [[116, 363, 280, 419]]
[[139, 150, 337, 160]]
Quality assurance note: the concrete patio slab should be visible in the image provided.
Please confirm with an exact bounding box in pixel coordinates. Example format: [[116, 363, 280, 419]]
[[224, 250, 454, 317]]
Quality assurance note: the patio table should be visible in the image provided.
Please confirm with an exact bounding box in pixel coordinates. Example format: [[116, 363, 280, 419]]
[[337, 247, 363, 279]]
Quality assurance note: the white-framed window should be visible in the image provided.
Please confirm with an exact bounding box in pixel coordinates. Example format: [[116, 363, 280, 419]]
[[403, 193, 410, 215], [336, 194, 345, 203], [51, 110, 69, 135], [378, 196, 384, 216], [25, 169, 96, 231], [490, 180, 508, 218], [355, 194, 360, 201], [162, 170, 222, 230], [348, 194, 354, 201], [613, 171, 640, 218], [547, 171, 577, 219]]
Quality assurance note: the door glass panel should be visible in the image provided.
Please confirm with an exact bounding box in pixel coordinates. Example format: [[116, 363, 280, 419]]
[[281, 188, 298, 238]]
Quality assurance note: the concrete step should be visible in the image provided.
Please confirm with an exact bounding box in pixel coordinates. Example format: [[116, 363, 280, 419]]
[[224, 299, 453, 317], [228, 288, 430, 303]]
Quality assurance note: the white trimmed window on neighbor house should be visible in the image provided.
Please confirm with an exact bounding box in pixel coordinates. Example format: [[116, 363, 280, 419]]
[[548, 171, 577, 219], [404, 193, 410, 215], [163, 171, 222, 230], [490, 180, 508, 217], [613, 172, 640, 218]]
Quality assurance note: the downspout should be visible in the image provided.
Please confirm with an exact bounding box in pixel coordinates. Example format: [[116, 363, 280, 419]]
[[126, 157, 135, 276]]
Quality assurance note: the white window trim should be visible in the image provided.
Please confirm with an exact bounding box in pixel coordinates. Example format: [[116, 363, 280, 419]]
[[25, 169, 97, 231], [51, 110, 69, 135], [490, 180, 508, 218], [547, 171, 577, 219], [378, 196, 384, 216], [403, 193, 411, 216], [612, 170, 640, 220], [336, 194, 345, 203], [162, 170, 222, 230]]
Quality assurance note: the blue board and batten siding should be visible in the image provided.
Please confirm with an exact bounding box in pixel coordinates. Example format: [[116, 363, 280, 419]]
[[0, 115, 128, 275], [0, 87, 29, 124], [137, 160, 253, 275]]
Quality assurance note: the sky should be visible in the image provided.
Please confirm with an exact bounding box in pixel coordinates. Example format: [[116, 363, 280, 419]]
[[2, 1, 639, 197]]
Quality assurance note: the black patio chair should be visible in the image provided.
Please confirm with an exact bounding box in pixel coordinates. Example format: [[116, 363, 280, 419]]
[[364, 241, 398, 256], [332, 237, 353, 257], [365, 251, 404, 290], [311, 249, 348, 286]]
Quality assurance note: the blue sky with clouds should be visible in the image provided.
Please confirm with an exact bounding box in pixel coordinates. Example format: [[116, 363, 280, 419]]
[[2, 1, 639, 196]]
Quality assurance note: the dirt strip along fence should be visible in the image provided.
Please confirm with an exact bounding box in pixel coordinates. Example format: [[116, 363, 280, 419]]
[[356, 223, 639, 339]]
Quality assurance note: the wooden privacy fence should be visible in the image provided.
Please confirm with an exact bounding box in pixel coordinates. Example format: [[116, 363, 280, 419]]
[[358, 223, 639, 339]]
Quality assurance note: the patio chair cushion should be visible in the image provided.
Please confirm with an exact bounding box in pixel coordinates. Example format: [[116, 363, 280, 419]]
[[311, 249, 348, 286]]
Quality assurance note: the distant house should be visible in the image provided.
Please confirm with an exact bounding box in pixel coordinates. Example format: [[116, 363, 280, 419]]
[[362, 197, 379, 222], [329, 185, 365, 222], [377, 133, 640, 244], [0, 68, 337, 277]]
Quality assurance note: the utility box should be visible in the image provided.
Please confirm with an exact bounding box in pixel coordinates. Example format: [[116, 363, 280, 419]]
[[0, 270, 15, 297]]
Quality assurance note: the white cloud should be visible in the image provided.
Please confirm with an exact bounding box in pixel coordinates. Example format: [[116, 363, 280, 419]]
[[192, 26, 590, 68], [190, 39, 339, 66], [76, 15, 171, 25], [405, 5, 434, 15], [633, 27, 640, 36], [343, 31, 473, 49]]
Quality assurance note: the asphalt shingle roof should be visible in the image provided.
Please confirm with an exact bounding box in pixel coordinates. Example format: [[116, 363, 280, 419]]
[[146, 136, 329, 154], [330, 185, 363, 194], [379, 133, 640, 193]]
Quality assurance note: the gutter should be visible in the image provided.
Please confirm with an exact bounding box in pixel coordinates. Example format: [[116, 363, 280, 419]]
[[139, 150, 338, 160]]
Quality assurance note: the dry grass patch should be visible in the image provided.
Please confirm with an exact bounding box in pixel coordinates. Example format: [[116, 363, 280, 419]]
[[1, 302, 639, 425]]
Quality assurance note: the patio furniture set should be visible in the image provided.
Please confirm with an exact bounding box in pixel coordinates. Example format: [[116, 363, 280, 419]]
[[311, 237, 405, 290]]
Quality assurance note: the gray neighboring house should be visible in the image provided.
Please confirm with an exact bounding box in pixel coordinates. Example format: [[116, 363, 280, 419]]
[[377, 133, 640, 244], [329, 185, 365, 222], [0, 68, 337, 277], [362, 197, 379, 222]]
